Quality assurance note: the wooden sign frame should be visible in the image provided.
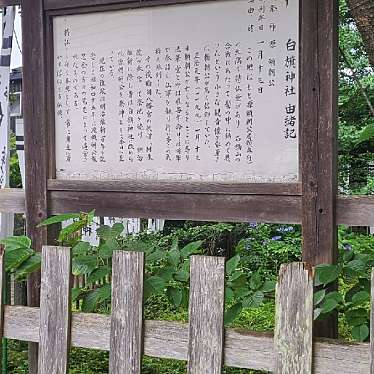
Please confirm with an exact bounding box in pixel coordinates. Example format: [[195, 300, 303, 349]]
[[20, 0, 338, 361]]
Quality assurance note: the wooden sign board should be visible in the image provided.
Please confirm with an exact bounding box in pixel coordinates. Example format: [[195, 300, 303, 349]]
[[53, 0, 299, 183]]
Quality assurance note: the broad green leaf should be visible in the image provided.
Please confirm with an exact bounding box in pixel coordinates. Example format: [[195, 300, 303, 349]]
[[144, 276, 166, 300], [357, 123, 374, 144], [225, 287, 235, 303], [168, 249, 181, 267], [0, 236, 31, 250], [314, 264, 339, 286], [86, 266, 110, 284], [243, 291, 264, 308], [174, 270, 189, 282], [346, 259, 366, 273], [157, 267, 174, 282], [352, 324, 369, 342], [325, 291, 343, 304], [81, 284, 111, 313], [345, 308, 368, 326], [5, 248, 34, 272], [71, 288, 82, 302], [234, 287, 251, 299], [112, 223, 125, 236], [72, 256, 97, 276], [166, 287, 183, 307], [180, 241, 202, 258], [226, 255, 240, 275], [229, 271, 243, 282], [58, 220, 86, 243], [38, 213, 80, 227], [14, 253, 41, 280], [249, 272, 263, 290], [261, 280, 276, 293], [96, 225, 112, 240], [72, 241, 91, 256], [98, 240, 118, 259], [314, 289, 326, 306], [351, 290, 370, 306], [320, 298, 338, 313], [146, 250, 166, 262], [224, 303, 243, 325]]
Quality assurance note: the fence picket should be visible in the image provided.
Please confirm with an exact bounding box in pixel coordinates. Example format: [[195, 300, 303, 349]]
[[274, 262, 314, 374], [370, 269, 374, 374], [187, 255, 225, 374], [38, 246, 72, 374], [109, 251, 144, 374]]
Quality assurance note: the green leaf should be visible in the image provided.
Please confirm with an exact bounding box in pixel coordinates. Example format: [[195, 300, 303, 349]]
[[5, 248, 34, 272], [72, 256, 97, 276], [224, 303, 243, 325], [234, 287, 251, 299], [357, 123, 374, 144], [168, 249, 181, 267], [81, 284, 111, 313], [345, 308, 368, 326], [58, 220, 86, 243], [112, 223, 124, 236], [225, 287, 235, 303], [86, 266, 110, 284], [314, 264, 340, 286], [352, 324, 369, 342], [314, 289, 326, 306], [320, 298, 338, 313], [72, 241, 91, 256], [157, 267, 174, 282], [346, 259, 366, 273], [166, 287, 183, 307], [38, 213, 80, 227], [243, 291, 264, 308], [226, 255, 240, 275], [180, 241, 202, 258], [351, 290, 370, 306], [96, 225, 112, 240], [261, 280, 276, 293], [229, 271, 243, 282], [144, 276, 166, 300], [98, 240, 118, 259], [325, 291, 343, 304], [71, 288, 82, 302], [314, 308, 322, 320], [14, 253, 41, 280], [0, 236, 31, 250], [174, 270, 189, 282], [249, 272, 263, 290], [146, 250, 166, 262]]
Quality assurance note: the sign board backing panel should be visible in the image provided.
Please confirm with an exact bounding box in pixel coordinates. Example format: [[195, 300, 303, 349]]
[[53, 0, 299, 183]]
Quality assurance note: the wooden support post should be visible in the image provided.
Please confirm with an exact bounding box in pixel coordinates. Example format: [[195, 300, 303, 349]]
[[38, 246, 71, 374], [0, 246, 4, 370], [274, 263, 314, 374], [109, 251, 144, 374], [187, 256, 225, 374], [22, 0, 49, 371], [370, 269, 374, 374], [301, 0, 339, 338]]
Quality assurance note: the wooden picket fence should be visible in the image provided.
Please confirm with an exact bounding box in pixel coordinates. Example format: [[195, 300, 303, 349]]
[[0, 246, 372, 373]]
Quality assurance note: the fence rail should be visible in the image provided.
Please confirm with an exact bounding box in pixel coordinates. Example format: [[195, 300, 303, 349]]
[[0, 246, 372, 373], [0, 188, 373, 226]]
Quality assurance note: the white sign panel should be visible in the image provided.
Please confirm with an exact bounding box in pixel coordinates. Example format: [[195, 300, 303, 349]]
[[54, 0, 299, 183]]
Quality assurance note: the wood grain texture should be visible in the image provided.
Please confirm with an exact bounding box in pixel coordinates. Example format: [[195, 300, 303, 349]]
[[371, 269, 374, 374], [337, 196, 374, 226], [49, 191, 302, 224], [38, 246, 71, 374], [300, 0, 339, 266], [0, 189, 25, 213], [187, 256, 225, 373], [47, 180, 302, 196], [0, 0, 20, 5], [22, 0, 49, 370], [300, 0, 339, 339], [2, 305, 370, 373], [109, 251, 144, 374], [274, 263, 314, 374], [44, 0, 214, 11]]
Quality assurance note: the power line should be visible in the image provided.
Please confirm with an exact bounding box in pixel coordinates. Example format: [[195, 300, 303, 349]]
[[13, 29, 21, 54]]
